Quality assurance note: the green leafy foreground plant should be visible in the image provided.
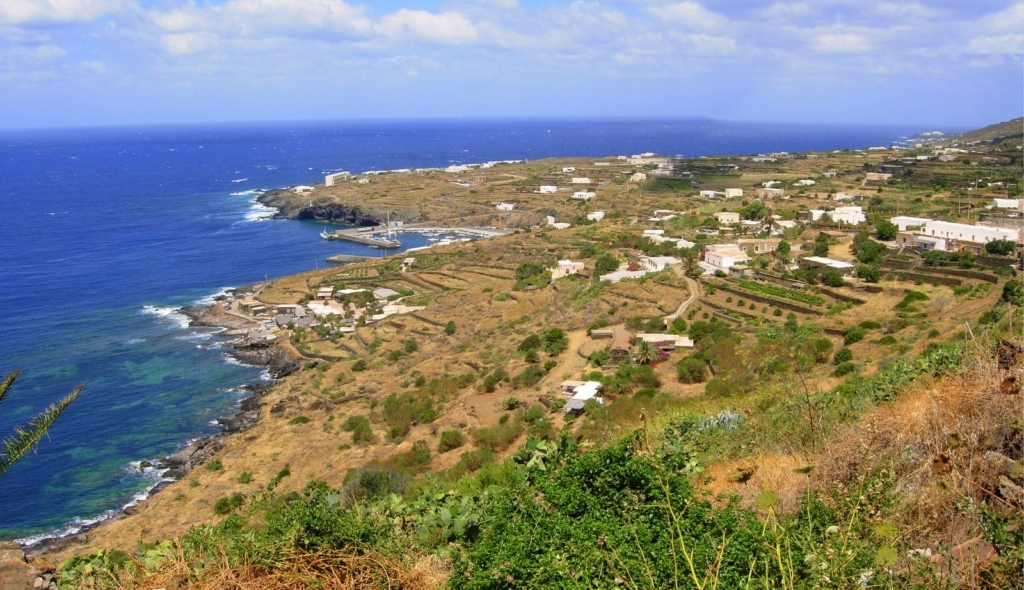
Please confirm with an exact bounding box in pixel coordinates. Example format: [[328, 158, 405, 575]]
[[1, 371, 81, 477]]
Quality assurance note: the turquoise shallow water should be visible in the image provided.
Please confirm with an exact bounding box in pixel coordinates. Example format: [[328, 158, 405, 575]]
[[0, 118, 928, 542]]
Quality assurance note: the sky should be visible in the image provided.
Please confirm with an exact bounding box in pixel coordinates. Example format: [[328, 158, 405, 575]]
[[1, 0, 1022, 130]]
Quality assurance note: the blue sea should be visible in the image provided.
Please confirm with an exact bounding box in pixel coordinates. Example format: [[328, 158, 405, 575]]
[[0, 118, 934, 542]]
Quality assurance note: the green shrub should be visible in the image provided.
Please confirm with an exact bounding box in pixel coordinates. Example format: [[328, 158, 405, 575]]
[[843, 327, 865, 345], [833, 361, 858, 377], [403, 339, 419, 353], [511, 365, 546, 389], [438, 430, 466, 453], [205, 458, 223, 472], [500, 396, 521, 411], [543, 360, 558, 372], [860, 320, 881, 330], [833, 347, 853, 365], [448, 448, 497, 478], [518, 334, 541, 352], [444, 321, 456, 335], [342, 415, 374, 444], [523, 404, 546, 423], [494, 292, 512, 302], [471, 415, 524, 451], [236, 470, 253, 484], [288, 416, 310, 425], [351, 359, 367, 372], [877, 335, 897, 346], [213, 492, 245, 515], [676, 357, 708, 384]]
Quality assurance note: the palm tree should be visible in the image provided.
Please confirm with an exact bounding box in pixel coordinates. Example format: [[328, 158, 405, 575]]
[[1, 371, 81, 477], [630, 340, 661, 365]]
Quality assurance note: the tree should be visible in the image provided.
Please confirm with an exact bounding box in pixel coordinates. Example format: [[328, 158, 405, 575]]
[[444, 321, 456, 336], [776, 240, 792, 262], [856, 264, 880, 283], [875, 221, 898, 241], [852, 240, 887, 264], [741, 201, 768, 221], [1, 371, 81, 477], [676, 357, 707, 383], [986, 239, 1015, 256], [820, 269, 845, 287], [515, 262, 546, 280], [1002, 281, 1024, 305], [630, 340, 661, 365], [812, 239, 830, 257], [594, 253, 619, 274]]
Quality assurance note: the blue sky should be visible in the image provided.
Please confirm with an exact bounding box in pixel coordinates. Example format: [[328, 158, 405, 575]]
[[1, 1, 1022, 130]]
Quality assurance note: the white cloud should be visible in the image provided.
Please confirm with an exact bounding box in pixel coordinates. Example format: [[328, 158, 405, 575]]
[[811, 33, 873, 54], [872, 2, 939, 20], [160, 31, 218, 55], [967, 34, 1024, 54], [758, 2, 813, 20], [980, 2, 1024, 31], [375, 9, 478, 45], [670, 32, 737, 56], [647, 2, 724, 29], [0, 0, 124, 26]]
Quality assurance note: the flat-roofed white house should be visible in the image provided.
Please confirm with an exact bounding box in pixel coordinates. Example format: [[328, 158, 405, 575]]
[[714, 211, 741, 225], [636, 333, 694, 351], [800, 256, 856, 275], [758, 188, 786, 199], [552, 260, 585, 279], [890, 216, 934, 231], [291, 185, 314, 194], [703, 244, 750, 272], [571, 177, 592, 184], [922, 221, 1019, 245], [496, 202, 515, 211], [993, 198, 1021, 209], [325, 172, 351, 186], [587, 211, 606, 221], [795, 179, 816, 186], [539, 185, 558, 194], [827, 206, 866, 225], [724, 188, 744, 198], [640, 256, 682, 272], [572, 191, 596, 201], [833, 192, 852, 201], [630, 172, 647, 182], [562, 167, 576, 173], [866, 172, 892, 182], [700, 190, 719, 199]]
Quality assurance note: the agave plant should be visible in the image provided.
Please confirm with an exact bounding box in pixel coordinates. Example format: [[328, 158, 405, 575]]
[[630, 340, 661, 365]]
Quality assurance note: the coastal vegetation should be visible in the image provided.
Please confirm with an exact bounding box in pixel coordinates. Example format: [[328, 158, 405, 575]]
[[0, 371, 81, 477]]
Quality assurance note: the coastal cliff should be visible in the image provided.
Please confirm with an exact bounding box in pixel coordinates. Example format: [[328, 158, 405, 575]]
[[258, 189, 402, 225]]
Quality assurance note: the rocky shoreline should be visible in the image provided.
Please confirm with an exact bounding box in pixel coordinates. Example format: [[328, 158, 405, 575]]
[[257, 189, 385, 224], [24, 302, 298, 559]]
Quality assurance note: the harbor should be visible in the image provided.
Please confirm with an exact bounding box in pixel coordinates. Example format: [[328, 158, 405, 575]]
[[322, 225, 514, 260]]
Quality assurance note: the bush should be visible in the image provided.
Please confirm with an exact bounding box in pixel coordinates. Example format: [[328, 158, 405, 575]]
[[821, 269, 845, 287], [676, 357, 708, 384], [500, 396, 521, 411], [986, 239, 1015, 256], [213, 492, 245, 515], [806, 337, 834, 364], [444, 321, 456, 335], [471, 416, 524, 451], [588, 349, 612, 367], [832, 361, 858, 377], [833, 347, 853, 365], [543, 360, 558, 372], [449, 448, 497, 477], [236, 470, 253, 484], [403, 339, 418, 353], [843, 327, 864, 346], [895, 291, 930, 311], [512, 365, 546, 389], [669, 317, 686, 334], [342, 415, 374, 444], [523, 404, 546, 423], [438, 429, 466, 453], [860, 320, 881, 330], [1002, 281, 1024, 305], [494, 292, 511, 302], [515, 261, 546, 280], [518, 334, 541, 352], [875, 220, 898, 241], [351, 359, 367, 372], [856, 265, 879, 283], [644, 317, 665, 332], [594, 253, 619, 274], [288, 416, 310, 425], [205, 459, 223, 472]]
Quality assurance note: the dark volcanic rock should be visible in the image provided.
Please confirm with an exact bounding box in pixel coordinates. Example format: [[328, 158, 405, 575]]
[[232, 340, 300, 378], [295, 203, 379, 225]]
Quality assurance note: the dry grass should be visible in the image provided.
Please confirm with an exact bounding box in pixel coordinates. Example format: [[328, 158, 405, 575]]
[[102, 545, 448, 590]]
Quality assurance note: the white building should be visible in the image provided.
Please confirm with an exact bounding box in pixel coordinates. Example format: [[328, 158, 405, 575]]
[[700, 190, 721, 199], [325, 172, 351, 186], [496, 202, 516, 211], [562, 167, 576, 173], [833, 192, 852, 201], [993, 198, 1021, 209], [890, 216, 934, 231], [552, 260, 585, 279], [801, 256, 856, 274], [703, 244, 751, 271], [714, 211, 741, 225], [630, 172, 647, 182], [594, 162, 611, 167], [827, 206, 866, 225], [724, 188, 743, 199], [539, 185, 558, 194], [922, 221, 1019, 244], [795, 179, 816, 186], [822, 169, 838, 179], [640, 256, 682, 271], [758, 188, 786, 199], [587, 211, 606, 221], [572, 191, 596, 201], [290, 185, 314, 194], [571, 177, 592, 184], [636, 334, 694, 350]]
